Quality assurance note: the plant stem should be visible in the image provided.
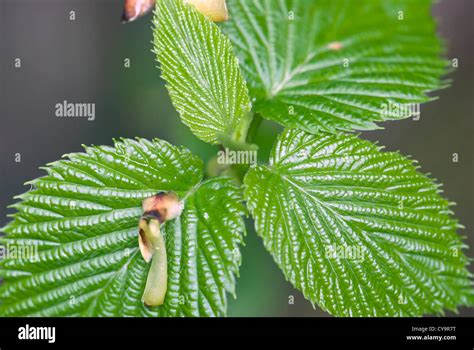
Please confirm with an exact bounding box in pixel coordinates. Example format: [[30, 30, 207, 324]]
[[210, 112, 264, 184], [218, 112, 258, 151], [141, 219, 167, 306], [246, 113, 263, 144], [233, 111, 254, 144]]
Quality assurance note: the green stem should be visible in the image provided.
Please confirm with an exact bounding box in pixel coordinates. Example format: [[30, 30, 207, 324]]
[[234, 111, 254, 143], [142, 220, 167, 306], [210, 112, 264, 183], [218, 112, 258, 151], [246, 113, 263, 144]]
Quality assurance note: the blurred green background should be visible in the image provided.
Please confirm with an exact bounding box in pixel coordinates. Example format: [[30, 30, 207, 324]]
[[1, 0, 473, 316]]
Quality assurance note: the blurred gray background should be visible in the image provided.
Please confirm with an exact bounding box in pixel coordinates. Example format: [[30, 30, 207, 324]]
[[0, 0, 473, 316]]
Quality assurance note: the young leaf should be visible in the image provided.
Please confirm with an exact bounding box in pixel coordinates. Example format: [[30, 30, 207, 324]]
[[222, 0, 447, 133], [153, 0, 252, 145], [0, 138, 245, 316], [244, 128, 473, 316]]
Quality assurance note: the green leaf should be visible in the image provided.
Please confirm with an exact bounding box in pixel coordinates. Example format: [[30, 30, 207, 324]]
[[222, 0, 447, 133], [0, 138, 245, 316], [244, 128, 473, 316], [153, 0, 252, 145]]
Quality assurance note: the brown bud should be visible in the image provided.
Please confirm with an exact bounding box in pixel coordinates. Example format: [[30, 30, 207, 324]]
[[122, 0, 229, 24], [184, 0, 229, 22], [138, 217, 158, 263], [142, 192, 184, 223], [122, 0, 155, 23]]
